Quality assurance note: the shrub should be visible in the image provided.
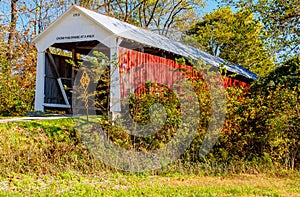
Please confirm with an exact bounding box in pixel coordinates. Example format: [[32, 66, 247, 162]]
[[0, 57, 35, 116]]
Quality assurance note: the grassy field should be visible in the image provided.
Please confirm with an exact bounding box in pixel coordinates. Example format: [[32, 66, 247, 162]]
[[0, 119, 299, 196], [0, 173, 299, 196]]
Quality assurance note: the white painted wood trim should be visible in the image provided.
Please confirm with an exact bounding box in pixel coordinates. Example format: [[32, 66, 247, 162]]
[[57, 78, 70, 106], [43, 103, 71, 108], [109, 38, 122, 113], [34, 52, 46, 112]]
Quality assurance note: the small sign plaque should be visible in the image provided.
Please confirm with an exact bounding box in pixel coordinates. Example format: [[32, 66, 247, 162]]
[[56, 34, 95, 41], [73, 13, 81, 17]]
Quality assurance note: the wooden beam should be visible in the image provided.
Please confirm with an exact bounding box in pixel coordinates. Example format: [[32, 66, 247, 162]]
[[34, 52, 46, 112], [72, 48, 76, 86], [46, 51, 71, 108], [57, 78, 70, 107], [46, 50, 59, 78], [75, 46, 109, 51], [43, 103, 71, 108]]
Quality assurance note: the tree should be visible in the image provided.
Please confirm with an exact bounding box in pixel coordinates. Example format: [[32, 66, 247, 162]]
[[0, 0, 41, 115], [0, 24, 36, 116], [75, 0, 205, 38], [221, 0, 300, 60], [186, 7, 275, 77], [17, 0, 71, 39], [7, 0, 19, 63], [242, 55, 299, 169]]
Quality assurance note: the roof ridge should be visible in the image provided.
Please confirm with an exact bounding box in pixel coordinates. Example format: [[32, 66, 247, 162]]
[[73, 4, 172, 41], [32, 4, 258, 80], [72, 5, 258, 80]]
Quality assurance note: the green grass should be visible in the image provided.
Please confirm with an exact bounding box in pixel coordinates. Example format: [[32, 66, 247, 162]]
[[0, 173, 299, 196], [0, 116, 13, 119], [0, 119, 108, 177], [0, 119, 299, 196]]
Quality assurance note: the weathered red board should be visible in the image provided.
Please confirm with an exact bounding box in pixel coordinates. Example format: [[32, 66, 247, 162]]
[[118, 47, 248, 98]]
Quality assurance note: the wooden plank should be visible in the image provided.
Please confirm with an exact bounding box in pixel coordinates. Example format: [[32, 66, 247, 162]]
[[75, 46, 109, 50], [46, 51, 71, 108], [57, 78, 70, 107], [43, 103, 71, 108], [46, 51, 59, 78], [72, 48, 76, 86]]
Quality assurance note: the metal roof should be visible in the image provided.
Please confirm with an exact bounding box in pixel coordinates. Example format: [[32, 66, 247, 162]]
[[74, 6, 257, 80], [35, 5, 258, 80]]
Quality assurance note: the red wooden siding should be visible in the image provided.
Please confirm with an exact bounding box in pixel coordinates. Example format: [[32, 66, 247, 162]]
[[118, 47, 248, 98]]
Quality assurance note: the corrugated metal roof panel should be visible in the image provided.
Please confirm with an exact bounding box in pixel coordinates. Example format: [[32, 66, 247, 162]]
[[77, 5, 258, 80]]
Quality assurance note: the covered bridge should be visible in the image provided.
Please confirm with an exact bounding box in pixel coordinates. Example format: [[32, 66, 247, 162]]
[[31, 5, 257, 114]]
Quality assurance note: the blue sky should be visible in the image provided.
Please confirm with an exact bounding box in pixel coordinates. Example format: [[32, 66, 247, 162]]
[[0, 0, 227, 32], [0, 0, 223, 18], [201, 0, 238, 16], [203, 0, 220, 13]]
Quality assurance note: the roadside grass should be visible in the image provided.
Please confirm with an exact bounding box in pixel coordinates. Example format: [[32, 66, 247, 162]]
[[0, 116, 13, 119], [0, 118, 294, 177], [0, 119, 299, 196], [0, 118, 108, 177], [0, 173, 299, 196]]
